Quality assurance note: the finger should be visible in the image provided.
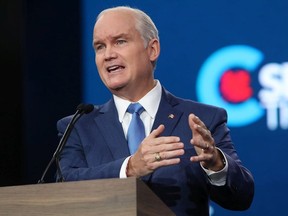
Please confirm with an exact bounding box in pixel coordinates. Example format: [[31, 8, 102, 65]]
[[194, 126, 211, 140], [188, 113, 197, 131], [190, 140, 206, 155], [189, 114, 207, 138], [152, 136, 181, 146], [191, 137, 214, 148], [190, 153, 213, 163], [148, 124, 181, 145], [146, 138, 183, 158], [189, 113, 207, 129], [189, 114, 212, 141], [149, 151, 183, 168], [148, 157, 181, 170], [156, 149, 184, 161], [149, 124, 165, 138]]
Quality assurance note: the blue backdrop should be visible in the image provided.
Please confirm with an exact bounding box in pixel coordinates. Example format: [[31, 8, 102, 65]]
[[81, 1, 288, 215]]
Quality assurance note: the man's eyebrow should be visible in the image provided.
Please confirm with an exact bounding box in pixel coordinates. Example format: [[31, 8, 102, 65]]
[[115, 33, 129, 38], [92, 33, 131, 47], [92, 39, 101, 47], [92, 37, 105, 48]]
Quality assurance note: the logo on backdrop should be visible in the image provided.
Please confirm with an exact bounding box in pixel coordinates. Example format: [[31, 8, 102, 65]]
[[196, 45, 288, 130]]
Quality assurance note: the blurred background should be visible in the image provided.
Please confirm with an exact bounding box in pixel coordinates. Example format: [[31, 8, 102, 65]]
[[1, 0, 287, 215]]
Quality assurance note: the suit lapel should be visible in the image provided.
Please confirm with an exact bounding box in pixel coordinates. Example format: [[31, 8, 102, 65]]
[[152, 87, 183, 136], [94, 99, 130, 159]]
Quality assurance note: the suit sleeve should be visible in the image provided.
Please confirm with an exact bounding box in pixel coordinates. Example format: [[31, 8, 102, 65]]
[[208, 108, 255, 210]]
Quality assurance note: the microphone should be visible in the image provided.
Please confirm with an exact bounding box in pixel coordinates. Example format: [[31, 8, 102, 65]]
[[38, 103, 94, 184], [76, 103, 94, 114]]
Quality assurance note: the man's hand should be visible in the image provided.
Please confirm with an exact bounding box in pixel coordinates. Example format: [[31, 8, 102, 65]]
[[126, 124, 184, 177], [188, 113, 225, 171]]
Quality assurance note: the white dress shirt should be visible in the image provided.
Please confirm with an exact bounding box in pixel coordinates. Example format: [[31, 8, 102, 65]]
[[113, 80, 227, 186]]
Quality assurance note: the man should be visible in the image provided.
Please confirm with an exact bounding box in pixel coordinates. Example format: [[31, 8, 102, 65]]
[[57, 6, 254, 215]]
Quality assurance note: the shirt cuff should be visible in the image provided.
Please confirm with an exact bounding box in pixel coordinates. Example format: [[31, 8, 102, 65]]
[[201, 148, 228, 186], [120, 156, 131, 178]]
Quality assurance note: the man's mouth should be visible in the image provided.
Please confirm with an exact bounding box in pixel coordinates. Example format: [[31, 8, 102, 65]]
[[107, 65, 125, 73]]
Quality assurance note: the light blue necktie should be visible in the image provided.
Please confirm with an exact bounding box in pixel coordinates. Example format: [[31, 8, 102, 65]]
[[127, 103, 145, 154]]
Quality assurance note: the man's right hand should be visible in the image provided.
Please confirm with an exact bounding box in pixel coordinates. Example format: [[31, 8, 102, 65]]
[[126, 124, 184, 177]]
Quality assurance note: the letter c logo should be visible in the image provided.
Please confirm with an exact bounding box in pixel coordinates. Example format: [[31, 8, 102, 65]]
[[196, 45, 265, 127]]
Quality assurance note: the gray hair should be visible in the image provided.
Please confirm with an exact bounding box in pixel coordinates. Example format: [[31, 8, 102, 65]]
[[96, 6, 159, 48]]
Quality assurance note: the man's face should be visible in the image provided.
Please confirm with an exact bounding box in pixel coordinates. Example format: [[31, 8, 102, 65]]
[[93, 10, 156, 100]]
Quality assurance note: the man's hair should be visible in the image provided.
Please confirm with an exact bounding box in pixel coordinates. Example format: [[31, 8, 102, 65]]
[[96, 6, 159, 47]]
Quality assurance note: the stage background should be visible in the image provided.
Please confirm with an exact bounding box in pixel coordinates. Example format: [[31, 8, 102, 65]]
[[1, 0, 287, 215], [82, 1, 288, 215]]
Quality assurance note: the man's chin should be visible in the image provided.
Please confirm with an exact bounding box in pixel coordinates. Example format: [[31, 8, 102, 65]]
[[109, 85, 124, 92]]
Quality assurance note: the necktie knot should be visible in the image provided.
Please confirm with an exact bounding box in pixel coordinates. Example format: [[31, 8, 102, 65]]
[[127, 103, 144, 115]]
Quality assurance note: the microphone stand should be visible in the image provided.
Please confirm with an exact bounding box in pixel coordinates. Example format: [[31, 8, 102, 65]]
[[38, 104, 93, 184], [54, 110, 85, 182]]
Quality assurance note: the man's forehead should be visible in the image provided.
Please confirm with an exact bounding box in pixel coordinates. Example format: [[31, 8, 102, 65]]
[[94, 12, 136, 37], [96, 9, 135, 25]]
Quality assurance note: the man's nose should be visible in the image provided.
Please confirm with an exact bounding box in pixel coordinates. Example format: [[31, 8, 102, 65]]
[[104, 46, 117, 60]]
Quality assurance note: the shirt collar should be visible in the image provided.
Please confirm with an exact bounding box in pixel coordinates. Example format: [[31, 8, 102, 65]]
[[113, 80, 162, 123]]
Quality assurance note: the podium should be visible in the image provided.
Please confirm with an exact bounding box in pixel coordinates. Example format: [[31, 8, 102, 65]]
[[0, 177, 175, 215]]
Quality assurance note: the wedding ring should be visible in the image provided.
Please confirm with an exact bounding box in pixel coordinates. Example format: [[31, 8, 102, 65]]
[[154, 152, 162, 161], [202, 143, 209, 151]]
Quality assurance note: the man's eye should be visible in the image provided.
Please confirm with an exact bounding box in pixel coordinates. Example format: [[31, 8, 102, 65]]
[[116, 40, 126, 45], [95, 44, 104, 51]]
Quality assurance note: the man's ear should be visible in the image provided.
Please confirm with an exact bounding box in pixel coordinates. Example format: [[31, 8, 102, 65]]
[[148, 39, 160, 62]]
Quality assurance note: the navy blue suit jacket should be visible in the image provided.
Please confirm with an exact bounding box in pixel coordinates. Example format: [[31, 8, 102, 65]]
[[57, 87, 254, 216]]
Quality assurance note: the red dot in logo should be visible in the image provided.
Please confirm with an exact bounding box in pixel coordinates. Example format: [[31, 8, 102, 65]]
[[220, 69, 253, 103]]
